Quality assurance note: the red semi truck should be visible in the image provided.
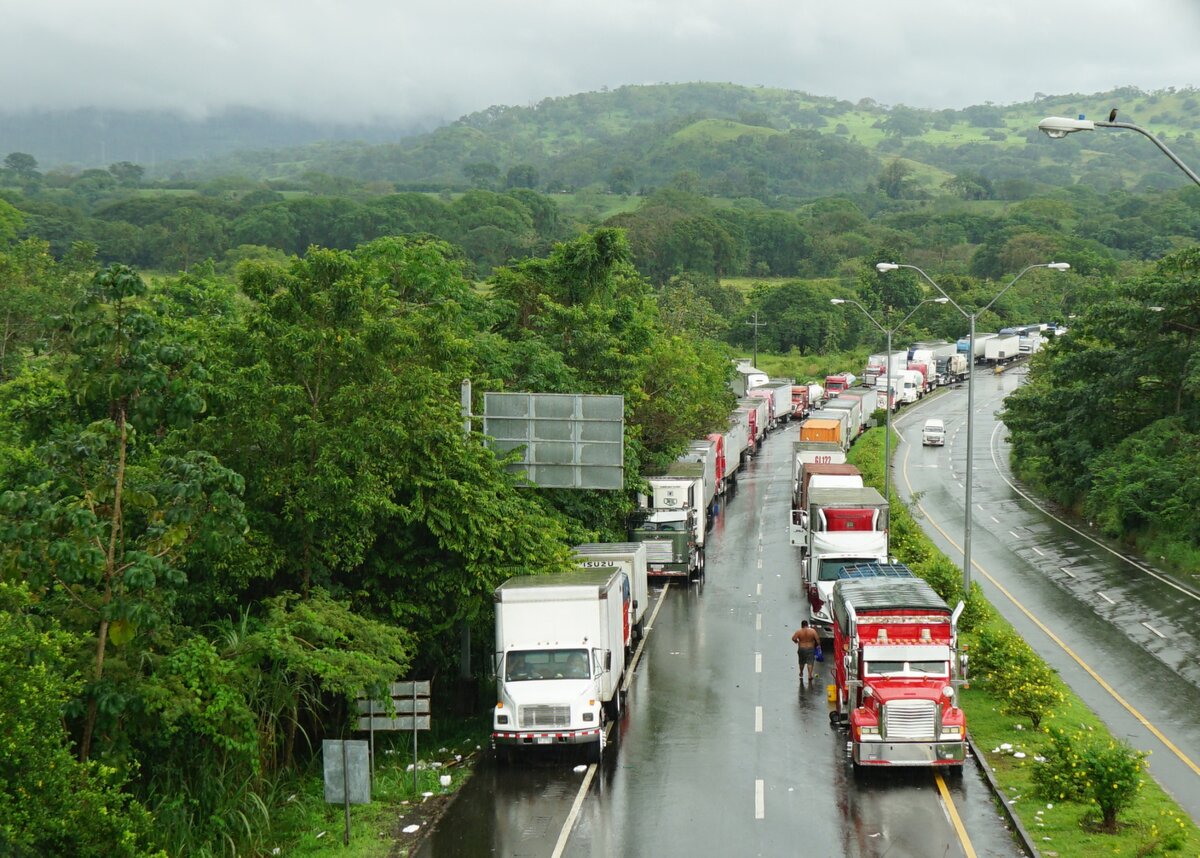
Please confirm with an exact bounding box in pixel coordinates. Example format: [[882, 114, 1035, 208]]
[[829, 565, 968, 770]]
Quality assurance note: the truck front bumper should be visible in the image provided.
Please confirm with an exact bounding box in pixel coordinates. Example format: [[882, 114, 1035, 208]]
[[852, 740, 965, 766], [493, 728, 602, 748]]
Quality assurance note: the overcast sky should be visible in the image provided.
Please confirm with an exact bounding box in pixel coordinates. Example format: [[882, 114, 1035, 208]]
[[3, 0, 1198, 126]]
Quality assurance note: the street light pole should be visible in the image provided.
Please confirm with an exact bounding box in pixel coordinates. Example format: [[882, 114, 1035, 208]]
[[830, 297, 947, 504], [874, 262, 1069, 594], [1038, 116, 1200, 189]]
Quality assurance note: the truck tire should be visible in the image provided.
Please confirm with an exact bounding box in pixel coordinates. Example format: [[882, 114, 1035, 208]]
[[584, 738, 601, 765], [605, 688, 623, 721]]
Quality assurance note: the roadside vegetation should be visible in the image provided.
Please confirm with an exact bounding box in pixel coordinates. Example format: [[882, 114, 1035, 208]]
[[3, 79, 1200, 853], [850, 421, 1200, 855]]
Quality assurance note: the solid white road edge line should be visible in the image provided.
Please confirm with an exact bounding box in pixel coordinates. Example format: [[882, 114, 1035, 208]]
[[554, 583, 675, 856]]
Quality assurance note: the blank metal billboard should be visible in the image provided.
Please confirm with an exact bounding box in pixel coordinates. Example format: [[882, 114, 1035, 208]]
[[483, 392, 624, 490]]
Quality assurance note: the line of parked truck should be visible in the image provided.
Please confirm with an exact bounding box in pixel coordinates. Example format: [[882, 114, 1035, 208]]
[[492, 350, 973, 770], [492, 359, 813, 762]]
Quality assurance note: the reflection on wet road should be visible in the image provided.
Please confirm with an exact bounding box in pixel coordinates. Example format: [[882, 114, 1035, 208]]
[[419, 421, 1024, 857]]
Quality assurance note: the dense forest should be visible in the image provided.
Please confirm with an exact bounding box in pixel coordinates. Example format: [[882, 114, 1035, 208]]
[[2, 81, 1199, 855]]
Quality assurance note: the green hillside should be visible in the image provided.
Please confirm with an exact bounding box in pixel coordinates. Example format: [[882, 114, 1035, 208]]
[[150, 82, 1200, 202]]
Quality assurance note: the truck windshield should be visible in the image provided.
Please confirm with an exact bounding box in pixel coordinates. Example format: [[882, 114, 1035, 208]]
[[505, 649, 591, 681], [865, 660, 948, 677]]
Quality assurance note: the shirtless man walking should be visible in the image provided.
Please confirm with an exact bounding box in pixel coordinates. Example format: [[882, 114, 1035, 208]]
[[791, 620, 821, 684]]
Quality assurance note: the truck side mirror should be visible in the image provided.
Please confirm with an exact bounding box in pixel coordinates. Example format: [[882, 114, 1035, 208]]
[[604, 650, 613, 671], [491, 652, 503, 680]]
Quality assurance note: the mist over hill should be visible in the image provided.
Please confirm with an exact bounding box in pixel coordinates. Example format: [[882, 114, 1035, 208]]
[[0, 106, 430, 170], [3, 82, 1198, 200]]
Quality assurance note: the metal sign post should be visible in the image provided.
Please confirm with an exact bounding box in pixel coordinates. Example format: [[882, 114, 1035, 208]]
[[356, 681, 432, 798]]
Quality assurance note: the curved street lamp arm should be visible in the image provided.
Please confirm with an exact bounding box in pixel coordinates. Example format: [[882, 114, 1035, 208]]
[[892, 264, 970, 319], [839, 299, 889, 336], [979, 263, 1049, 315], [1097, 121, 1200, 189], [897, 297, 946, 330]]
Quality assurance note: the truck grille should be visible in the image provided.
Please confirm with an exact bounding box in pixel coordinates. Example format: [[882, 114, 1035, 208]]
[[519, 705, 571, 729], [883, 699, 936, 740]]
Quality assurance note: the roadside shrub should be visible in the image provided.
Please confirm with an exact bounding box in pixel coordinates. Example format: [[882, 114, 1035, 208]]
[[996, 660, 1065, 728], [970, 623, 1029, 678], [1032, 725, 1147, 832]]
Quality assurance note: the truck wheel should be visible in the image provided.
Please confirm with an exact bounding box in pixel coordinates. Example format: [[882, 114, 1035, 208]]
[[605, 688, 623, 721], [584, 739, 601, 765]]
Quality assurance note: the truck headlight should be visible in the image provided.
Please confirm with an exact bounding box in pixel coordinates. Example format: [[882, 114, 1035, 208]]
[[582, 712, 594, 722], [860, 726, 880, 735], [940, 726, 961, 737], [496, 714, 509, 725]]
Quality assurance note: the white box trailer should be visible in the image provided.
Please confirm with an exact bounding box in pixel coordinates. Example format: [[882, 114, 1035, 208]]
[[822, 397, 863, 439], [640, 462, 708, 552], [731, 360, 769, 397], [572, 542, 649, 649], [957, 333, 997, 361], [808, 408, 854, 450], [677, 440, 718, 516], [492, 569, 628, 762], [985, 334, 1020, 364], [791, 441, 847, 495], [804, 486, 890, 636], [762, 379, 797, 425], [912, 341, 958, 360], [737, 397, 769, 448], [724, 409, 751, 474]]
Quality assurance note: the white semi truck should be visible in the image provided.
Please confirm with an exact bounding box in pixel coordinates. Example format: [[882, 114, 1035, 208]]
[[492, 569, 629, 763]]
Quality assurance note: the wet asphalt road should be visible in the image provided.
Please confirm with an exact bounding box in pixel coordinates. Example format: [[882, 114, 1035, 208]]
[[894, 367, 1200, 822], [417, 423, 1025, 858]]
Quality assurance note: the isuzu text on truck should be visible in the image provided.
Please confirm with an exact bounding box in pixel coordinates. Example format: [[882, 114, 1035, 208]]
[[492, 569, 629, 763], [829, 567, 967, 770]]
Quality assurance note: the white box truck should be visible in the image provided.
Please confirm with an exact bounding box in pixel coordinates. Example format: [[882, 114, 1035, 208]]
[[492, 569, 628, 763], [572, 542, 649, 651], [985, 334, 1020, 364]]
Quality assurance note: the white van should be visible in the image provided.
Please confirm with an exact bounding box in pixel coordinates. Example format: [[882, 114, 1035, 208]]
[[922, 418, 945, 446]]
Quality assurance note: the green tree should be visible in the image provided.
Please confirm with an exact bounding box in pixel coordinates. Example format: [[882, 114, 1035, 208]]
[[608, 165, 635, 195], [463, 161, 501, 189], [159, 207, 228, 273], [0, 196, 23, 246], [505, 163, 539, 189], [107, 161, 145, 186], [3, 151, 38, 179], [0, 264, 246, 761], [0, 583, 160, 858]]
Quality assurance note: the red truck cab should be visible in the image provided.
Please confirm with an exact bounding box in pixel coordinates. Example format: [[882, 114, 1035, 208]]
[[830, 567, 967, 770]]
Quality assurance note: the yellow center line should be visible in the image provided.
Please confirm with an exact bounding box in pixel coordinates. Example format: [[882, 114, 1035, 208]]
[[935, 771, 976, 858], [901, 443, 1200, 778]]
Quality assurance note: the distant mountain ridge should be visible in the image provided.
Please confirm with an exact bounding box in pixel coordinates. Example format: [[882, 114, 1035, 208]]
[[0, 105, 430, 169], [4, 83, 1197, 199]]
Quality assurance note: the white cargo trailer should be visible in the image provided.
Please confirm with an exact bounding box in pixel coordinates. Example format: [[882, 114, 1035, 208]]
[[492, 569, 628, 762], [572, 542, 649, 650], [984, 334, 1020, 364]]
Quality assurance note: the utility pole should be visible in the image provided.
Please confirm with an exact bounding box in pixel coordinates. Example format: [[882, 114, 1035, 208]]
[[746, 311, 767, 366]]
